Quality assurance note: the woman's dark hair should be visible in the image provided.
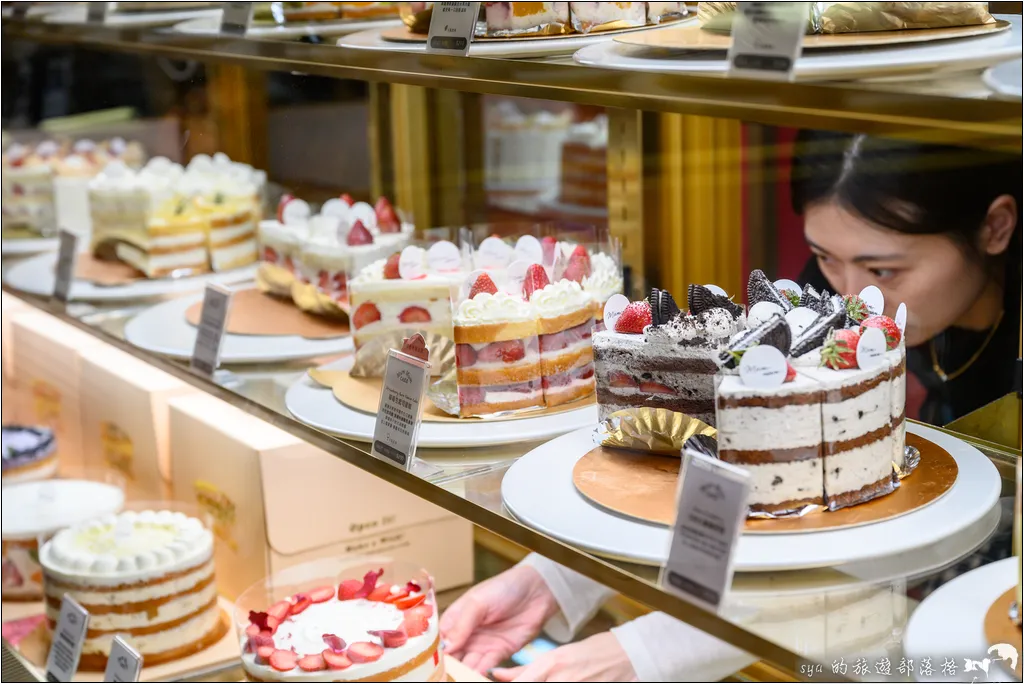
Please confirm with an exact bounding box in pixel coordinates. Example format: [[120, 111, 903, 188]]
[[790, 129, 1022, 276]]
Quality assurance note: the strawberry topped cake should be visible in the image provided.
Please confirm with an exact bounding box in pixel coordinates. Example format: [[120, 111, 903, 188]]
[[239, 568, 442, 682]]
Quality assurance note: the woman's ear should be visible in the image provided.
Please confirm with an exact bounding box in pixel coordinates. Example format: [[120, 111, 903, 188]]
[[979, 194, 1017, 256]]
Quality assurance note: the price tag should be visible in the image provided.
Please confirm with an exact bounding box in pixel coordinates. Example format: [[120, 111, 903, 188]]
[[727, 2, 807, 81], [103, 636, 141, 683], [371, 349, 429, 470], [190, 285, 233, 377], [86, 1, 108, 23], [220, 1, 252, 35], [426, 1, 480, 56], [661, 450, 750, 613], [53, 230, 78, 303], [45, 595, 89, 682]]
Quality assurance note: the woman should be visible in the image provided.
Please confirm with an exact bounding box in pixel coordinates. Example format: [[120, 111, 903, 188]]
[[791, 130, 1021, 425]]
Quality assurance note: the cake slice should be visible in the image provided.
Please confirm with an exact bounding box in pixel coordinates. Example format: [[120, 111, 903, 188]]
[[569, 1, 646, 33], [198, 197, 258, 272], [115, 197, 209, 278], [529, 275, 595, 407], [483, 1, 570, 36]]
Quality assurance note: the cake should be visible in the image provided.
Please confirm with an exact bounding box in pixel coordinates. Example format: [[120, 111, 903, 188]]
[[887, 344, 907, 473], [198, 196, 259, 272], [2, 143, 57, 238], [528, 274, 596, 406], [116, 196, 209, 278], [647, 1, 685, 23], [482, 2, 570, 36], [257, 200, 310, 297], [558, 116, 607, 210], [454, 276, 542, 417], [238, 567, 442, 682], [1, 426, 57, 484], [39, 509, 226, 670], [484, 101, 571, 195], [581, 251, 623, 331], [569, 2, 646, 33], [339, 2, 399, 19], [2, 479, 124, 602]]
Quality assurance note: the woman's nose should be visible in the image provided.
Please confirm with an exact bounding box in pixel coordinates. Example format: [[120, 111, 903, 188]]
[[841, 272, 875, 298]]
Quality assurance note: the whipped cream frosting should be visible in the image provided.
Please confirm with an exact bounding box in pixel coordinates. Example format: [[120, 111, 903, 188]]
[[582, 252, 623, 302], [456, 291, 534, 325], [530, 279, 592, 318]]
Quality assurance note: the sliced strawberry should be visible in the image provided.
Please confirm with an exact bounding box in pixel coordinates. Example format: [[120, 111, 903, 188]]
[[383, 589, 410, 604], [246, 624, 260, 637], [455, 344, 477, 368], [337, 579, 363, 600], [614, 301, 652, 334], [640, 381, 674, 395], [276, 194, 295, 223], [257, 645, 276, 662], [347, 642, 384, 664], [339, 193, 355, 206], [322, 649, 352, 670], [251, 632, 274, 650], [578, 366, 595, 381], [523, 263, 550, 299], [394, 594, 425, 610], [477, 340, 525, 364], [541, 236, 557, 264], [268, 601, 291, 620], [367, 584, 392, 602], [401, 612, 429, 638], [383, 253, 401, 280], [269, 649, 299, 672], [297, 654, 325, 672], [785, 362, 797, 383], [309, 586, 334, 603], [352, 302, 382, 330], [458, 387, 485, 407], [318, 269, 330, 290], [368, 629, 408, 648], [562, 254, 590, 283], [406, 602, 434, 620], [262, 246, 279, 263], [353, 568, 384, 600], [289, 593, 312, 616], [322, 634, 346, 652], [346, 220, 374, 246], [468, 273, 498, 299], [376, 198, 401, 233], [332, 272, 347, 290], [398, 306, 431, 323], [249, 610, 280, 633]]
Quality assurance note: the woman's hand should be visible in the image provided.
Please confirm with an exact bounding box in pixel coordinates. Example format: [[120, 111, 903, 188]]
[[490, 632, 638, 682], [440, 564, 560, 673]]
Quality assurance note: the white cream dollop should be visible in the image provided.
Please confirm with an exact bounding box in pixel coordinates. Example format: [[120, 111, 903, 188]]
[[581, 252, 623, 303], [530, 279, 592, 318], [456, 291, 533, 324]]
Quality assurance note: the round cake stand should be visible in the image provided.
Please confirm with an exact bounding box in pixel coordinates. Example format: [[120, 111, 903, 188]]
[[285, 356, 598, 449], [124, 295, 353, 364], [904, 557, 1020, 682], [500, 422, 1001, 571]]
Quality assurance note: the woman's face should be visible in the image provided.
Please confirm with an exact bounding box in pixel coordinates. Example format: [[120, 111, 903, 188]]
[[803, 201, 988, 347]]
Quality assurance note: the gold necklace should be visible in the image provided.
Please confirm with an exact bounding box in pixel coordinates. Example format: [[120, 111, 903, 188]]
[[930, 310, 1004, 382]]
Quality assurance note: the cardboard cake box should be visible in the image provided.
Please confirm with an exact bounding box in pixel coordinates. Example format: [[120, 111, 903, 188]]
[[78, 347, 198, 501], [8, 311, 113, 473], [1, 293, 31, 423], [168, 393, 474, 600]]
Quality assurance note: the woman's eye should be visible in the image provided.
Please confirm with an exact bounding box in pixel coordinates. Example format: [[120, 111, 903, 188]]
[[869, 268, 895, 280], [815, 254, 833, 265]]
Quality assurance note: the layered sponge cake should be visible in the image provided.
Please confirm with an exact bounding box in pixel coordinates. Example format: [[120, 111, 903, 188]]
[[529, 278, 595, 407]]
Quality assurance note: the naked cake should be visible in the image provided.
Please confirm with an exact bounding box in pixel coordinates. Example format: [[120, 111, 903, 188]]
[[528, 272, 595, 406]]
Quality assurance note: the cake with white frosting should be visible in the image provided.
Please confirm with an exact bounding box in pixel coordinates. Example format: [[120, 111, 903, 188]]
[[483, 2, 570, 36], [530, 278, 595, 406], [581, 252, 623, 332], [239, 567, 442, 682], [1, 143, 57, 238], [39, 509, 226, 670]]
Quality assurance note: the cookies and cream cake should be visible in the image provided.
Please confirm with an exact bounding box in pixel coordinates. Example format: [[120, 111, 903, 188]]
[[39, 509, 226, 670]]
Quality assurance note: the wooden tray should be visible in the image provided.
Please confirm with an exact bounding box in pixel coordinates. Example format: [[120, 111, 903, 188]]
[[382, 15, 691, 44]]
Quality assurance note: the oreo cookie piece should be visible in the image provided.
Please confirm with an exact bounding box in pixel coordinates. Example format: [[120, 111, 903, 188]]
[[747, 269, 793, 312], [790, 311, 846, 358], [684, 434, 718, 459], [687, 284, 745, 319], [799, 283, 820, 309], [647, 288, 681, 327], [716, 313, 792, 368]]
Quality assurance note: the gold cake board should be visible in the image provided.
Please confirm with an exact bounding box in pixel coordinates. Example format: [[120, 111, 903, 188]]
[[984, 588, 1023, 678], [572, 432, 957, 535], [311, 367, 594, 423], [184, 288, 349, 340]]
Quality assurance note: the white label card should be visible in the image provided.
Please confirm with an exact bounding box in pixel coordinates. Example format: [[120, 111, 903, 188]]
[[220, 1, 252, 35], [856, 326, 886, 370], [190, 285, 233, 377], [103, 636, 142, 683], [894, 302, 907, 335], [773, 279, 801, 297], [46, 595, 89, 682], [53, 230, 78, 303], [661, 450, 750, 613], [514, 235, 543, 265], [738, 344, 787, 389], [727, 2, 807, 81], [427, 240, 461, 272], [371, 350, 429, 470], [858, 285, 884, 317], [398, 246, 427, 280], [426, 1, 480, 56], [86, 1, 108, 23], [602, 294, 630, 331], [476, 236, 513, 270], [704, 284, 728, 297]]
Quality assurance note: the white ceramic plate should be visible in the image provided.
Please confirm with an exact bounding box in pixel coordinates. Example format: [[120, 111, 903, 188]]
[[2, 251, 256, 301], [284, 356, 599, 448], [904, 557, 1020, 682], [44, 6, 221, 26], [1, 237, 59, 256], [983, 58, 1023, 99], [337, 19, 695, 59], [172, 13, 401, 39], [573, 16, 1022, 81], [123, 293, 353, 363], [501, 423, 1001, 571]]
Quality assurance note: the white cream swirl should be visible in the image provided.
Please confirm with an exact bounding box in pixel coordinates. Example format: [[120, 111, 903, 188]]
[[351, 258, 387, 284], [582, 252, 623, 303], [530, 279, 592, 318], [456, 291, 533, 325]]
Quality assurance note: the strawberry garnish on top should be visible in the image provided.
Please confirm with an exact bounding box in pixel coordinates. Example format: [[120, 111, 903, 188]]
[[820, 328, 860, 370], [347, 220, 374, 246], [375, 197, 401, 233], [562, 246, 591, 284], [859, 315, 901, 350], [468, 273, 498, 298], [614, 301, 652, 334], [276, 194, 295, 223], [541, 236, 557, 264], [785, 362, 797, 383], [339, 193, 354, 206], [383, 253, 401, 280], [843, 294, 870, 324], [522, 264, 550, 299]]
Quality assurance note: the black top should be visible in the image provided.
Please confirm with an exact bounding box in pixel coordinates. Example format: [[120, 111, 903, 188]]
[[798, 260, 1021, 426]]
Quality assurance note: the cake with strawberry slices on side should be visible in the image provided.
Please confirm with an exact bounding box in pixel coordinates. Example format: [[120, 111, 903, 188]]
[[454, 274, 542, 417], [581, 251, 623, 332], [239, 568, 442, 682]]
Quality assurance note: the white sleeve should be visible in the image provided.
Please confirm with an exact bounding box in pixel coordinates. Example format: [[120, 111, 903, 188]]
[[611, 612, 758, 682], [517, 553, 615, 643]]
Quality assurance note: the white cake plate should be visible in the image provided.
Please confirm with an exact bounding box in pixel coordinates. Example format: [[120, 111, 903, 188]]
[[172, 13, 401, 39], [44, 6, 221, 27], [124, 294, 353, 364], [284, 356, 599, 448], [2, 252, 256, 302], [572, 16, 1022, 81], [904, 557, 1021, 682], [1, 237, 59, 256], [501, 423, 1001, 571], [983, 59, 1024, 99]]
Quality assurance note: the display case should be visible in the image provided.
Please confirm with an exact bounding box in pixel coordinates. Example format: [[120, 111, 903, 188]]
[[2, 3, 1022, 682]]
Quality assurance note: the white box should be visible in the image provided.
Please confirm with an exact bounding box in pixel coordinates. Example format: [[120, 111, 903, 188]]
[[2, 293, 31, 423]]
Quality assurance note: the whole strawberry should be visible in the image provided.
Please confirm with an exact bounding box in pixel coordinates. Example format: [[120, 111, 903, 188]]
[[784, 362, 797, 383], [614, 301, 652, 334], [860, 315, 901, 351], [522, 264, 550, 299], [820, 328, 860, 370], [842, 294, 870, 323]]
